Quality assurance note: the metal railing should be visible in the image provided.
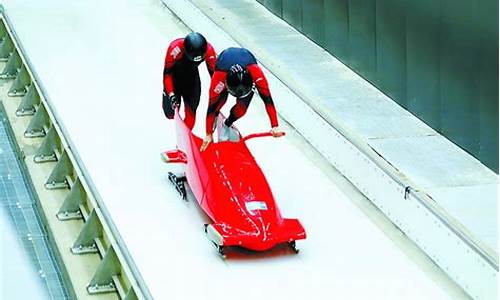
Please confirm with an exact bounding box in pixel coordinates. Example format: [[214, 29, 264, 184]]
[[0, 6, 153, 300]]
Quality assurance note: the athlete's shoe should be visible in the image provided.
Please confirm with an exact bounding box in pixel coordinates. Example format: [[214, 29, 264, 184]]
[[216, 114, 239, 142], [218, 122, 230, 142]]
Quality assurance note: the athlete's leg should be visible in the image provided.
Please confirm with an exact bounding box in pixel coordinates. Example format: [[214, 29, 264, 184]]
[[224, 91, 253, 127], [181, 73, 201, 130]]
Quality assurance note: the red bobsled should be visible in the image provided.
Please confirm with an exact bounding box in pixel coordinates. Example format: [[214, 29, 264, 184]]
[[162, 108, 306, 256]]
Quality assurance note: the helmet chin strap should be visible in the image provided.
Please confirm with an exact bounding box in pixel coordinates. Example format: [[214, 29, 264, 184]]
[[239, 84, 255, 98], [238, 90, 252, 98]]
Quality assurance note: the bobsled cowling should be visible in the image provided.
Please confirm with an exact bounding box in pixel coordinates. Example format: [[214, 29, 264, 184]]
[[168, 108, 306, 252]]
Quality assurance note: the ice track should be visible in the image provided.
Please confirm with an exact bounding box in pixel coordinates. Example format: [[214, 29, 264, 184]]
[[0, 0, 468, 299]]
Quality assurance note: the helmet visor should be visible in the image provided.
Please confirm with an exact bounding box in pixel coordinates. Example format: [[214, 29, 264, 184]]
[[185, 51, 205, 62], [227, 84, 253, 98]]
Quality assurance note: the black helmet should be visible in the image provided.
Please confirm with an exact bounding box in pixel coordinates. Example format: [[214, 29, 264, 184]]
[[184, 32, 207, 62], [226, 64, 253, 97]]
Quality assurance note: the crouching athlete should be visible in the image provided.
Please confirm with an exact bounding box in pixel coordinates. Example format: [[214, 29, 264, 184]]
[[162, 32, 217, 130], [200, 47, 283, 151]]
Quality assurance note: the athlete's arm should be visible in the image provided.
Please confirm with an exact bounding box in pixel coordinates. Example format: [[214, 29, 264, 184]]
[[163, 40, 183, 96], [205, 43, 217, 77], [205, 71, 227, 135], [201, 70, 227, 151], [247, 64, 278, 128]]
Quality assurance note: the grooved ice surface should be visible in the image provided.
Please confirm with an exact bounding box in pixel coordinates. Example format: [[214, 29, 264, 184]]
[[185, 0, 498, 254]]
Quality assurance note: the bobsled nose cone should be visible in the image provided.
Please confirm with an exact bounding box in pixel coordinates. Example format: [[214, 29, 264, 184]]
[[206, 220, 306, 252], [205, 223, 274, 251]]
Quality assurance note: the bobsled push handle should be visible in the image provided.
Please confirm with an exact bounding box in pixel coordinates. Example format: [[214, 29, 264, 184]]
[[242, 132, 286, 142]]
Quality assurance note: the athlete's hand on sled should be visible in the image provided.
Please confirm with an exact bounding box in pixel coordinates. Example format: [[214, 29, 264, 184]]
[[162, 90, 168, 102], [162, 91, 175, 119], [270, 126, 285, 138], [200, 134, 213, 152], [169, 94, 180, 109]]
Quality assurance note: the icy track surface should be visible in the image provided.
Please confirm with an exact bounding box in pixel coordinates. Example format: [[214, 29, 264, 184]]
[[2, 0, 466, 299]]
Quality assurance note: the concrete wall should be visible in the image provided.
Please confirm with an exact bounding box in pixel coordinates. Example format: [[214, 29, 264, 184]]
[[257, 0, 499, 172]]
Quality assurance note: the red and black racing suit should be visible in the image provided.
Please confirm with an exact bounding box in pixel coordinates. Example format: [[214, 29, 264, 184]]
[[163, 38, 217, 130], [205, 47, 278, 135]]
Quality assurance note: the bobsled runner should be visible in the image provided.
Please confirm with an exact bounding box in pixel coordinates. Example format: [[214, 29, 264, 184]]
[[162, 108, 306, 257]]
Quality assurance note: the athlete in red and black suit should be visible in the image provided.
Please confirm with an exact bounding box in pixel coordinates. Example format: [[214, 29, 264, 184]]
[[200, 47, 283, 151], [162, 32, 217, 130]]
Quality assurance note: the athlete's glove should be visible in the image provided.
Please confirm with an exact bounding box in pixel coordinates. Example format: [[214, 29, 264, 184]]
[[200, 134, 213, 152], [270, 126, 285, 138], [169, 94, 180, 109], [162, 91, 174, 119]]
